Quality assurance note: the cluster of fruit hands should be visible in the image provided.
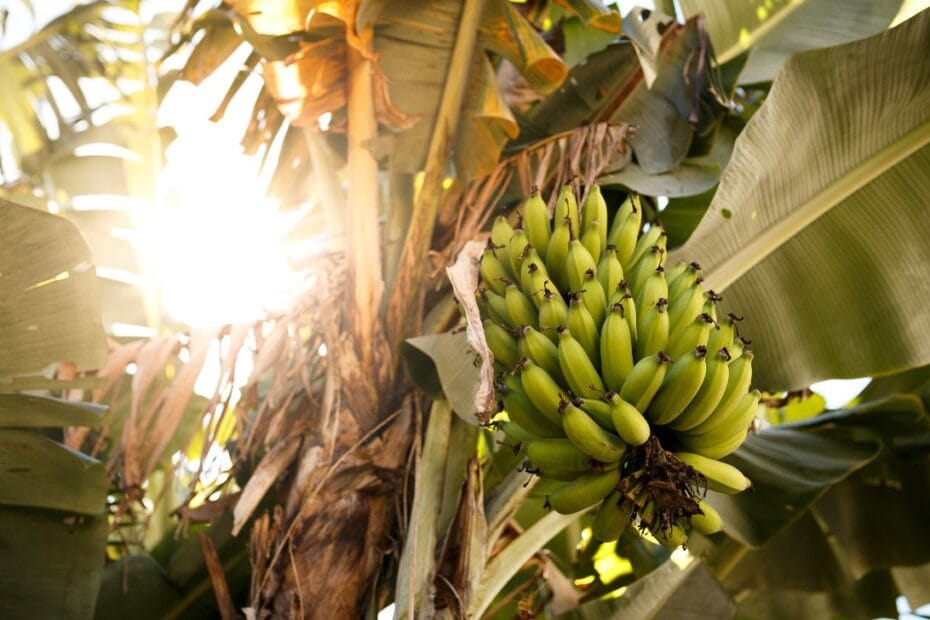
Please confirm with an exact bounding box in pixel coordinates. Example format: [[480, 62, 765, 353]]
[[476, 185, 758, 546]]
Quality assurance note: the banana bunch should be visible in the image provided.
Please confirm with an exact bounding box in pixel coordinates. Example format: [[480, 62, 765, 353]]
[[478, 185, 760, 546]]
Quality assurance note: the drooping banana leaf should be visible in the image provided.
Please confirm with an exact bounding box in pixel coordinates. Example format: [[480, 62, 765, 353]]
[[672, 11, 930, 390], [679, 0, 905, 83]]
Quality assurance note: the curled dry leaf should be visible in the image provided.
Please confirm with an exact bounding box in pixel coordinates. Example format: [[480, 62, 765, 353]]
[[234, 435, 303, 535], [445, 240, 496, 423]]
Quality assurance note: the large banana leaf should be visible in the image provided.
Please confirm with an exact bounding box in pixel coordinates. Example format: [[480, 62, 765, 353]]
[[679, 0, 904, 83], [672, 11, 930, 390]]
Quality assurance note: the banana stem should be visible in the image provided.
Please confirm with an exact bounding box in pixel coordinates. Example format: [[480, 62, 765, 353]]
[[712, 538, 749, 581]]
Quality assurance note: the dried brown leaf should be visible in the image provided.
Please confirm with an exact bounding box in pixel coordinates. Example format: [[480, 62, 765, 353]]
[[234, 435, 303, 535]]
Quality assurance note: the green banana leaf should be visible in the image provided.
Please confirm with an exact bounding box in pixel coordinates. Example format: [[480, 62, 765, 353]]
[[679, 0, 904, 83], [0, 200, 107, 375], [672, 11, 930, 390], [402, 331, 485, 424], [556, 560, 734, 619]]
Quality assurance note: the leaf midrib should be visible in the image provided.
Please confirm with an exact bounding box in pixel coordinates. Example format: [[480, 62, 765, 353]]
[[716, 0, 807, 64], [704, 117, 930, 292]]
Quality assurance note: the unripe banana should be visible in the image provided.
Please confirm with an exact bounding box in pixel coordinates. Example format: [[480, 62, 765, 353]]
[[554, 185, 581, 239], [669, 348, 731, 431], [591, 491, 632, 542], [484, 320, 518, 369], [581, 220, 603, 264], [496, 418, 536, 445], [545, 217, 571, 291], [484, 290, 513, 328], [652, 523, 688, 549], [596, 245, 624, 300], [566, 239, 598, 292], [491, 215, 515, 250], [559, 398, 627, 463], [504, 281, 538, 329], [635, 298, 669, 360], [679, 390, 761, 459], [516, 358, 566, 426], [480, 243, 509, 296], [557, 327, 605, 399], [673, 451, 751, 494], [647, 346, 707, 425], [518, 248, 542, 297], [628, 245, 664, 295], [664, 260, 689, 287], [691, 499, 724, 535], [501, 374, 564, 438], [633, 266, 668, 314], [629, 224, 664, 269], [547, 468, 621, 514], [525, 438, 603, 473], [523, 190, 551, 253], [583, 186, 609, 249], [706, 313, 740, 357], [508, 228, 530, 277], [620, 352, 671, 411], [609, 195, 642, 268], [566, 294, 600, 366], [538, 285, 568, 341], [574, 397, 614, 430], [517, 325, 563, 384], [525, 262, 556, 309], [605, 391, 650, 446], [617, 289, 638, 343], [600, 304, 634, 391], [580, 269, 607, 326], [667, 261, 701, 301], [689, 351, 753, 434], [728, 336, 749, 360], [702, 290, 721, 322], [667, 282, 705, 331], [667, 313, 715, 359]]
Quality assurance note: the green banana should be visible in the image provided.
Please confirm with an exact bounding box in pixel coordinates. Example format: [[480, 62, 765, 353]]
[[557, 327, 605, 399], [647, 346, 708, 425], [501, 373, 564, 438], [702, 289, 721, 322], [679, 390, 760, 459], [524, 262, 555, 308], [505, 281, 538, 329], [548, 468, 621, 514], [600, 303, 634, 391], [667, 281, 705, 331], [633, 266, 668, 314], [652, 523, 688, 549], [620, 352, 671, 412], [706, 313, 740, 356], [583, 185, 609, 249], [669, 348, 731, 431], [688, 351, 753, 434], [546, 216, 571, 291], [484, 290, 513, 328], [609, 195, 642, 268], [484, 320, 518, 369], [508, 228, 530, 276], [617, 289, 638, 343], [635, 297, 669, 360], [591, 491, 632, 542], [566, 239, 598, 292], [538, 285, 568, 340], [559, 398, 627, 463], [667, 313, 715, 359], [580, 268, 607, 326], [566, 294, 600, 366], [480, 243, 509, 296], [496, 418, 536, 445], [596, 245, 624, 300], [667, 261, 701, 301], [554, 185, 581, 239], [691, 499, 724, 535], [606, 391, 650, 445], [523, 190, 551, 253], [673, 451, 752, 494], [525, 438, 603, 473], [516, 358, 566, 426], [629, 224, 664, 269], [581, 219, 603, 264], [574, 397, 614, 430], [628, 245, 664, 294], [517, 325, 563, 384]]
